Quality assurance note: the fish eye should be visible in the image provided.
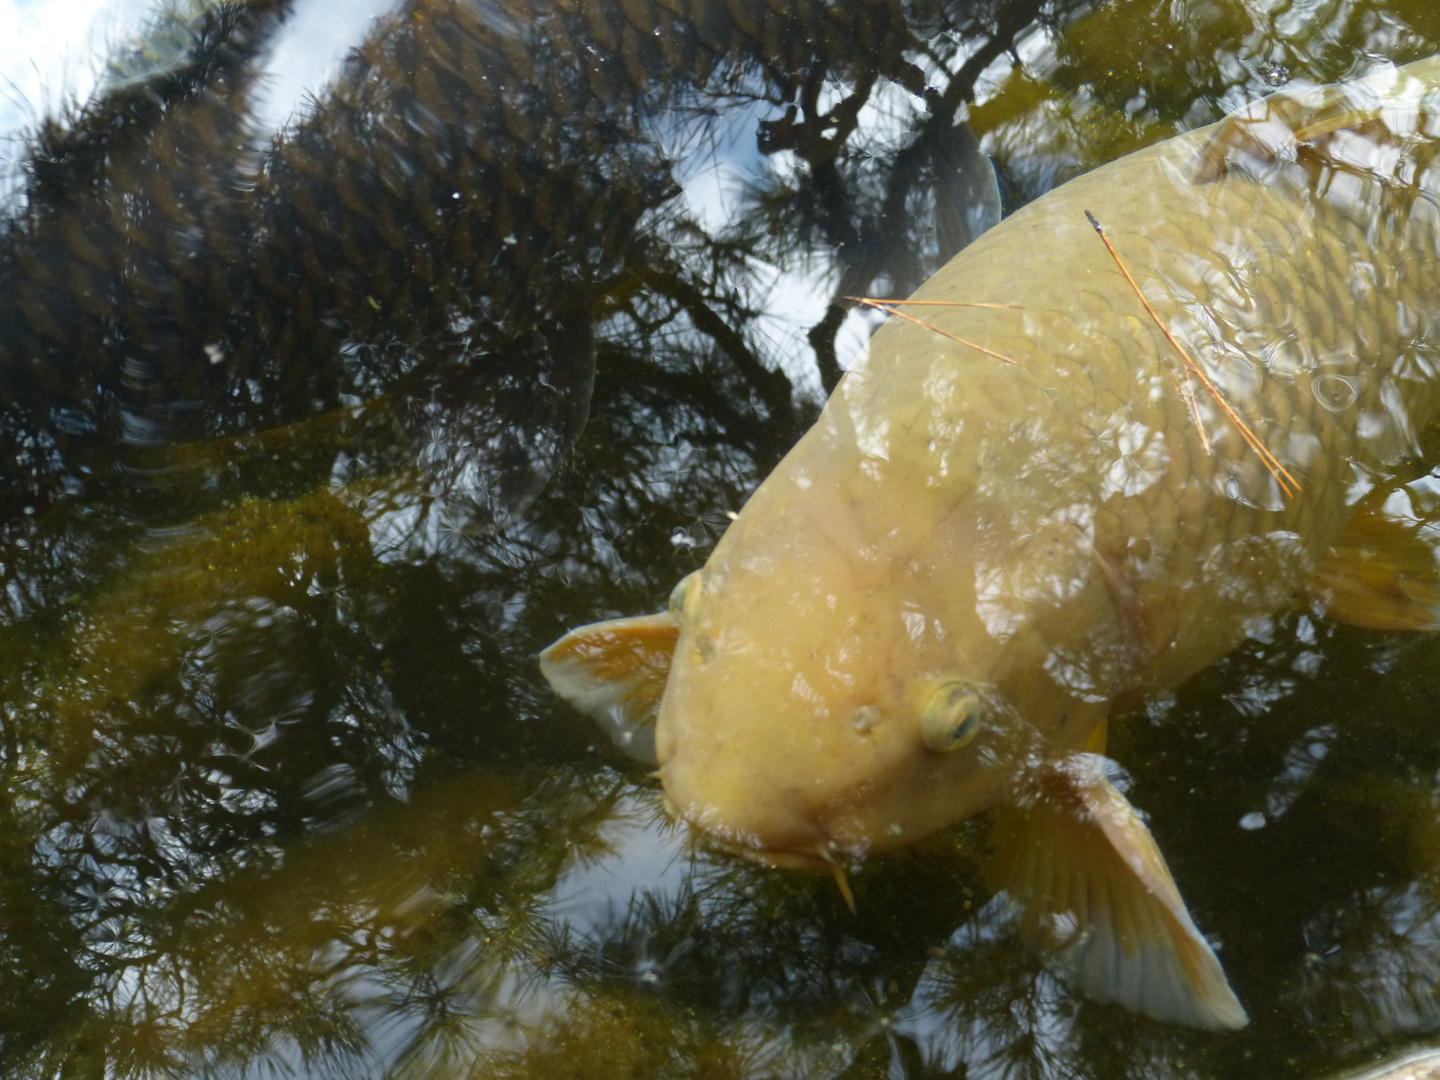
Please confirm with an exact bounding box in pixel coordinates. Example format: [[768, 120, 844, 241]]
[[920, 681, 983, 753], [668, 573, 697, 620]]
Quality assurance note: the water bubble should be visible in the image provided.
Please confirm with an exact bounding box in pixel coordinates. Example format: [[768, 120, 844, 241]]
[[1257, 60, 1291, 87]]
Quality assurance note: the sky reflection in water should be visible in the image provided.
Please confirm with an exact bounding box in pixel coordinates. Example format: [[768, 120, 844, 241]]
[[2, 0, 1440, 1077]]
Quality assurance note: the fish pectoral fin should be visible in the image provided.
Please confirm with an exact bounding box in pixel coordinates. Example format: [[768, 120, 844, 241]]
[[1305, 481, 1440, 631], [538, 611, 679, 764], [989, 754, 1248, 1030]]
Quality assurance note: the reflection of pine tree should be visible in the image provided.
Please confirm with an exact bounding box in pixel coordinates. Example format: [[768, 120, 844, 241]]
[[4, 0, 1440, 1076]]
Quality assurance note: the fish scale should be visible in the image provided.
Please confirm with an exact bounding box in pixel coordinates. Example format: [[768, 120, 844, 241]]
[[872, 112, 1440, 686], [544, 54, 1440, 1028]]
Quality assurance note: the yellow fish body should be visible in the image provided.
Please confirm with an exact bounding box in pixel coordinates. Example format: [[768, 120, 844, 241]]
[[542, 56, 1440, 1029]]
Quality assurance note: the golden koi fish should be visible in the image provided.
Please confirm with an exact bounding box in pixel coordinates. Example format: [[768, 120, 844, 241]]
[[542, 56, 1440, 1029], [1332, 1047, 1440, 1080]]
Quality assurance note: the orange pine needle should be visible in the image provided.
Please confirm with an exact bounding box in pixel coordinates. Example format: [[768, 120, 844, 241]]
[[849, 297, 1017, 365], [1084, 210, 1299, 500], [1175, 371, 1212, 455]]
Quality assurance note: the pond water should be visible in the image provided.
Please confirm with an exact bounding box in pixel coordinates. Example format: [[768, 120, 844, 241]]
[[3, 0, 1440, 1077]]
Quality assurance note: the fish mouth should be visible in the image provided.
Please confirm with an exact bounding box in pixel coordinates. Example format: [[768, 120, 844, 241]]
[[722, 842, 833, 872], [661, 792, 840, 872], [659, 790, 862, 910]]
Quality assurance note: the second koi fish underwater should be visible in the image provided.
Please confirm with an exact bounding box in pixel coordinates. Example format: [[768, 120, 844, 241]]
[[542, 55, 1440, 1029]]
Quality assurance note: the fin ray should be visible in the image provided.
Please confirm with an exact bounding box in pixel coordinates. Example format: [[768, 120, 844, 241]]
[[539, 611, 679, 764], [1306, 478, 1440, 631], [1194, 56, 1440, 186], [991, 754, 1248, 1030]]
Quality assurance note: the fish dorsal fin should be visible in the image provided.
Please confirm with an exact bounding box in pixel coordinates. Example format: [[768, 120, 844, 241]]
[[1193, 57, 1440, 185], [539, 612, 679, 764], [1306, 481, 1440, 631], [1193, 81, 1379, 183], [989, 754, 1248, 1030]]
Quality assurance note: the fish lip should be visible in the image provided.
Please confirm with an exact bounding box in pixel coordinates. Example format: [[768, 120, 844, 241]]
[[722, 843, 831, 872], [661, 792, 833, 872]]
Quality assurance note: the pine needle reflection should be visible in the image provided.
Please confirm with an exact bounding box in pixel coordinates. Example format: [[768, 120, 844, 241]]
[[1291, 883, 1440, 1041], [4, 0, 1440, 1076]]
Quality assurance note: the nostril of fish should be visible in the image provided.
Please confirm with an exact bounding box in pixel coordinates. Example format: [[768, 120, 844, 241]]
[[852, 705, 882, 733], [694, 633, 716, 663]]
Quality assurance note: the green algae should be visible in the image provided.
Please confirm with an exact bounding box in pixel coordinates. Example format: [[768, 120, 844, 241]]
[[2, 1, 1440, 1078]]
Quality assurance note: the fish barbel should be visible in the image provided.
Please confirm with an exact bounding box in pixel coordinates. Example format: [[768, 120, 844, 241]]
[[542, 55, 1440, 1029]]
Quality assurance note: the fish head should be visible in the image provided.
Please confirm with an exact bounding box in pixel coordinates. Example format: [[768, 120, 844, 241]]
[[546, 365, 1131, 871], [654, 460, 1112, 871]]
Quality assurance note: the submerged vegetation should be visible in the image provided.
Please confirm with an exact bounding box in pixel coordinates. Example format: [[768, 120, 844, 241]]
[[1, 0, 1440, 1077]]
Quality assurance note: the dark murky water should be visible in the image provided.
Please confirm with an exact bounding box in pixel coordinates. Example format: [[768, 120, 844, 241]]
[[3, 0, 1440, 1076]]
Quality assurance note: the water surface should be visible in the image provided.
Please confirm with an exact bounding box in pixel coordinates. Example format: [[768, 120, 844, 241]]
[[2, 1, 1440, 1077]]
